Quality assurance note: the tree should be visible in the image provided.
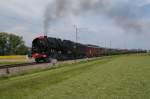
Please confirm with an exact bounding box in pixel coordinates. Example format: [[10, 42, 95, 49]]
[[0, 32, 29, 55], [0, 33, 9, 55]]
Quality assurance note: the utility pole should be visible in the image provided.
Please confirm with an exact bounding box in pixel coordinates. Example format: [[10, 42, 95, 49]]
[[74, 25, 79, 45], [74, 25, 78, 62], [104, 41, 107, 55], [75, 26, 78, 44], [73, 25, 88, 62], [110, 40, 112, 49], [74, 25, 88, 44]]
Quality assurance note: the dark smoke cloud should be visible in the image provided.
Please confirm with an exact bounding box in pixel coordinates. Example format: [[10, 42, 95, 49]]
[[44, 0, 108, 34], [107, 2, 145, 34], [44, 0, 148, 35]]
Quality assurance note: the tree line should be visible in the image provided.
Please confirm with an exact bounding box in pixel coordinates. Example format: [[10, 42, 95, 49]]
[[0, 32, 29, 55]]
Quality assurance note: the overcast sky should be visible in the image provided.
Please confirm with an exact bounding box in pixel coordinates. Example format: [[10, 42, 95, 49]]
[[0, 0, 150, 49]]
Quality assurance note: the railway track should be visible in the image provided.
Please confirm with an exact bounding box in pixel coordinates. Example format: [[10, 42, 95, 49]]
[[0, 62, 36, 69], [0, 58, 85, 69], [0, 62, 50, 69], [0, 62, 52, 75], [0, 57, 98, 76]]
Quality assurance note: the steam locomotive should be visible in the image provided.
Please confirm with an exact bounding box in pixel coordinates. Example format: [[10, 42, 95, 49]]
[[31, 36, 146, 63]]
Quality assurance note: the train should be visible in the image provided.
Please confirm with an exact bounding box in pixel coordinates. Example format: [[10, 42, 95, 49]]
[[31, 36, 146, 63]]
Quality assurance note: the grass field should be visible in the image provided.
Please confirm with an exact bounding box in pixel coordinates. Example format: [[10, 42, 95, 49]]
[[0, 55, 27, 59], [0, 55, 31, 66], [0, 61, 28, 66], [0, 54, 150, 99]]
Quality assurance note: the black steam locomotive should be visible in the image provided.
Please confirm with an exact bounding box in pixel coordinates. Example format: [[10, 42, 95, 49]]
[[31, 36, 146, 63], [32, 36, 88, 62]]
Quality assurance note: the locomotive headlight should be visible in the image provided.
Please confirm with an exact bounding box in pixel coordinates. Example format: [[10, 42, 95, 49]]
[[35, 53, 39, 56], [43, 55, 47, 57]]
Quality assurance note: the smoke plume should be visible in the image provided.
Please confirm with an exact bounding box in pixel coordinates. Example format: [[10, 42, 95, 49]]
[[44, 0, 147, 35]]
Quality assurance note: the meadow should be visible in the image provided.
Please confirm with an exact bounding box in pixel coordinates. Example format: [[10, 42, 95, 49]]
[[0, 55, 30, 66], [0, 54, 150, 99], [0, 55, 27, 59]]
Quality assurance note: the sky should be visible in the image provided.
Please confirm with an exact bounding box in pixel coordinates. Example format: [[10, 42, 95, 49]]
[[0, 0, 150, 49]]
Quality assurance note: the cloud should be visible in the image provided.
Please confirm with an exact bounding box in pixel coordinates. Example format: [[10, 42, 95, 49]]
[[0, 0, 150, 49], [0, 0, 51, 18], [139, 0, 150, 6], [4, 25, 41, 46], [43, 0, 150, 35]]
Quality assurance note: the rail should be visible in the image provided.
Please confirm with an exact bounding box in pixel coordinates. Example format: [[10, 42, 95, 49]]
[[0, 57, 99, 75]]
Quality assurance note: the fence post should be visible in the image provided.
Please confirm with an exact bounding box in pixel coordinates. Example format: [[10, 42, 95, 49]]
[[6, 67, 10, 74]]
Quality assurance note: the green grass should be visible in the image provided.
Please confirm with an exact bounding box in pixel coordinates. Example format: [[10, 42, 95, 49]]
[[0, 61, 28, 66], [0, 55, 28, 66], [0, 54, 150, 99], [0, 55, 26, 59]]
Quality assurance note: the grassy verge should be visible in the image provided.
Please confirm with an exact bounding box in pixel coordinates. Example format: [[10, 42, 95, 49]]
[[0, 54, 150, 99], [0, 61, 28, 66], [0, 55, 26, 59], [0, 55, 30, 66], [0, 57, 111, 80]]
